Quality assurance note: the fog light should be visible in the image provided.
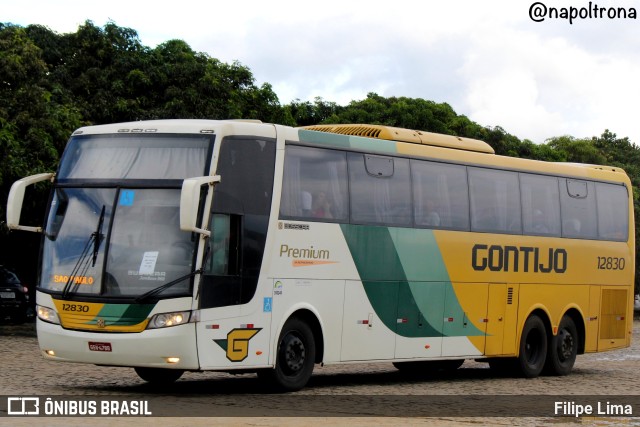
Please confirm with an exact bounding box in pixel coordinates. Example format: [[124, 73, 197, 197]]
[[44, 350, 56, 356], [165, 357, 180, 364]]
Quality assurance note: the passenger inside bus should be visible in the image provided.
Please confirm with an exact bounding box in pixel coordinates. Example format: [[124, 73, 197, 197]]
[[531, 209, 550, 234], [312, 191, 333, 218], [422, 199, 441, 227]]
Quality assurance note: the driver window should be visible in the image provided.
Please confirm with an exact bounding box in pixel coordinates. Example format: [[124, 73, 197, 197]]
[[207, 213, 240, 276]]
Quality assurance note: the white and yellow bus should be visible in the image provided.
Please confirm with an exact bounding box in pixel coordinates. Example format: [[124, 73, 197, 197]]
[[7, 120, 635, 391]]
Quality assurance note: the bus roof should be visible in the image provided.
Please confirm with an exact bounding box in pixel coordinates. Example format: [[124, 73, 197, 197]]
[[71, 119, 266, 136], [301, 124, 495, 154]]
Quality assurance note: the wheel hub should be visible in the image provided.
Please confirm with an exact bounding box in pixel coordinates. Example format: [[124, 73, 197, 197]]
[[558, 329, 574, 361], [283, 334, 305, 372]]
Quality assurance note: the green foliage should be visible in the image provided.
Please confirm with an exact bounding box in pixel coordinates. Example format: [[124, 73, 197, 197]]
[[0, 23, 82, 234]]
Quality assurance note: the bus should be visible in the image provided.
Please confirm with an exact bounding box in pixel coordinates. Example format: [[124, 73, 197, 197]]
[[6, 120, 635, 391]]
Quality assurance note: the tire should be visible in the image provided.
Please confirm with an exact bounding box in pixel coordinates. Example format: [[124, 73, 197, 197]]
[[515, 315, 547, 378], [544, 315, 578, 376], [134, 367, 184, 384], [258, 317, 315, 392]]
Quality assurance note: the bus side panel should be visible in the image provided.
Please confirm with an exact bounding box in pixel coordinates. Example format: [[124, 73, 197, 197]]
[[195, 297, 272, 369], [341, 280, 397, 361], [395, 281, 444, 359], [598, 286, 630, 351], [441, 282, 486, 357]]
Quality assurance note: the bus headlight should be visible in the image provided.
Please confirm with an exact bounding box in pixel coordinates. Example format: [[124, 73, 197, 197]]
[[147, 311, 191, 329], [37, 305, 60, 325]]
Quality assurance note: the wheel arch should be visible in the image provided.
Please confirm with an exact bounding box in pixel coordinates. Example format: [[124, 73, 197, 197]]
[[275, 306, 325, 365], [518, 307, 552, 356]]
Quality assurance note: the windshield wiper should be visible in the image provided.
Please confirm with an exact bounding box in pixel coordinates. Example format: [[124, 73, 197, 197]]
[[135, 267, 203, 303], [61, 205, 105, 299], [92, 205, 105, 267]]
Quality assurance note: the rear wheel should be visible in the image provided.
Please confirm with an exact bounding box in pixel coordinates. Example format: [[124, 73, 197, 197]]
[[515, 315, 547, 378], [258, 317, 315, 392], [134, 367, 184, 384], [544, 315, 578, 376]]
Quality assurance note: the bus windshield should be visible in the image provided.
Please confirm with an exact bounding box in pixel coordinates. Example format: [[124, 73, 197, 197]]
[[39, 133, 213, 298], [41, 188, 194, 298]]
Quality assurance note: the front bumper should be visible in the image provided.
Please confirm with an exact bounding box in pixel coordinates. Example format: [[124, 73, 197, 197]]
[[37, 319, 199, 369]]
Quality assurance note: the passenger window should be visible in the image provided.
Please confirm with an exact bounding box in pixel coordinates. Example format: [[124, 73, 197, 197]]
[[469, 168, 521, 234], [596, 182, 628, 241], [349, 153, 411, 226], [280, 146, 348, 221], [560, 179, 597, 239], [412, 160, 469, 230], [520, 174, 561, 236]]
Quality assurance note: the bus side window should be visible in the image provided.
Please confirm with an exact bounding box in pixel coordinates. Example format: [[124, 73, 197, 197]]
[[560, 179, 597, 239], [348, 153, 411, 226], [469, 168, 521, 234], [280, 146, 348, 222], [596, 182, 628, 241], [411, 160, 469, 230], [520, 174, 561, 237]]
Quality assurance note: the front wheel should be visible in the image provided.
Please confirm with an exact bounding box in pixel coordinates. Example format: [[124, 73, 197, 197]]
[[134, 367, 184, 384], [544, 315, 578, 376], [515, 315, 547, 378], [257, 317, 315, 392]]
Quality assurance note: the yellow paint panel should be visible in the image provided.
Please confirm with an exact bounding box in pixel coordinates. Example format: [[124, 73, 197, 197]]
[[52, 299, 150, 332]]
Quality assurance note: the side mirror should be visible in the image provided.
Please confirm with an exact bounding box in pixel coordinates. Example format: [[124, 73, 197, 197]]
[[6, 173, 55, 232], [180, 175, 221, 236]]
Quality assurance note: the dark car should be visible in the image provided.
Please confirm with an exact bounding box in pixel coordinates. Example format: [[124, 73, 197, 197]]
[[0, 266, 32, 324]]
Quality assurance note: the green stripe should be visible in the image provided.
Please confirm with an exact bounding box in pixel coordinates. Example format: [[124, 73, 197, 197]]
[[87, 303, 155, 326], [298, 129, 398, 155], [340, 224, 484, 338]]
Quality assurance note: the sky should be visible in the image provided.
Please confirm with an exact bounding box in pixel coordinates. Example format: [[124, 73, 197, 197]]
[[4, 0, 640, 144]]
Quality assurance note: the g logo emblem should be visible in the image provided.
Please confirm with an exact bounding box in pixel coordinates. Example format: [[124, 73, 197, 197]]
[[225, 328, 261, 362]]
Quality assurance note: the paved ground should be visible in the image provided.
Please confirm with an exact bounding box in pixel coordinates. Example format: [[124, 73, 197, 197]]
[[1, 318, 639, 426]]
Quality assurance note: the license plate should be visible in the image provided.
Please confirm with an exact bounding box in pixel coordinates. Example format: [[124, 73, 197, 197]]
[[88, 342, 112, 352], [0, 292, 15, 299]]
